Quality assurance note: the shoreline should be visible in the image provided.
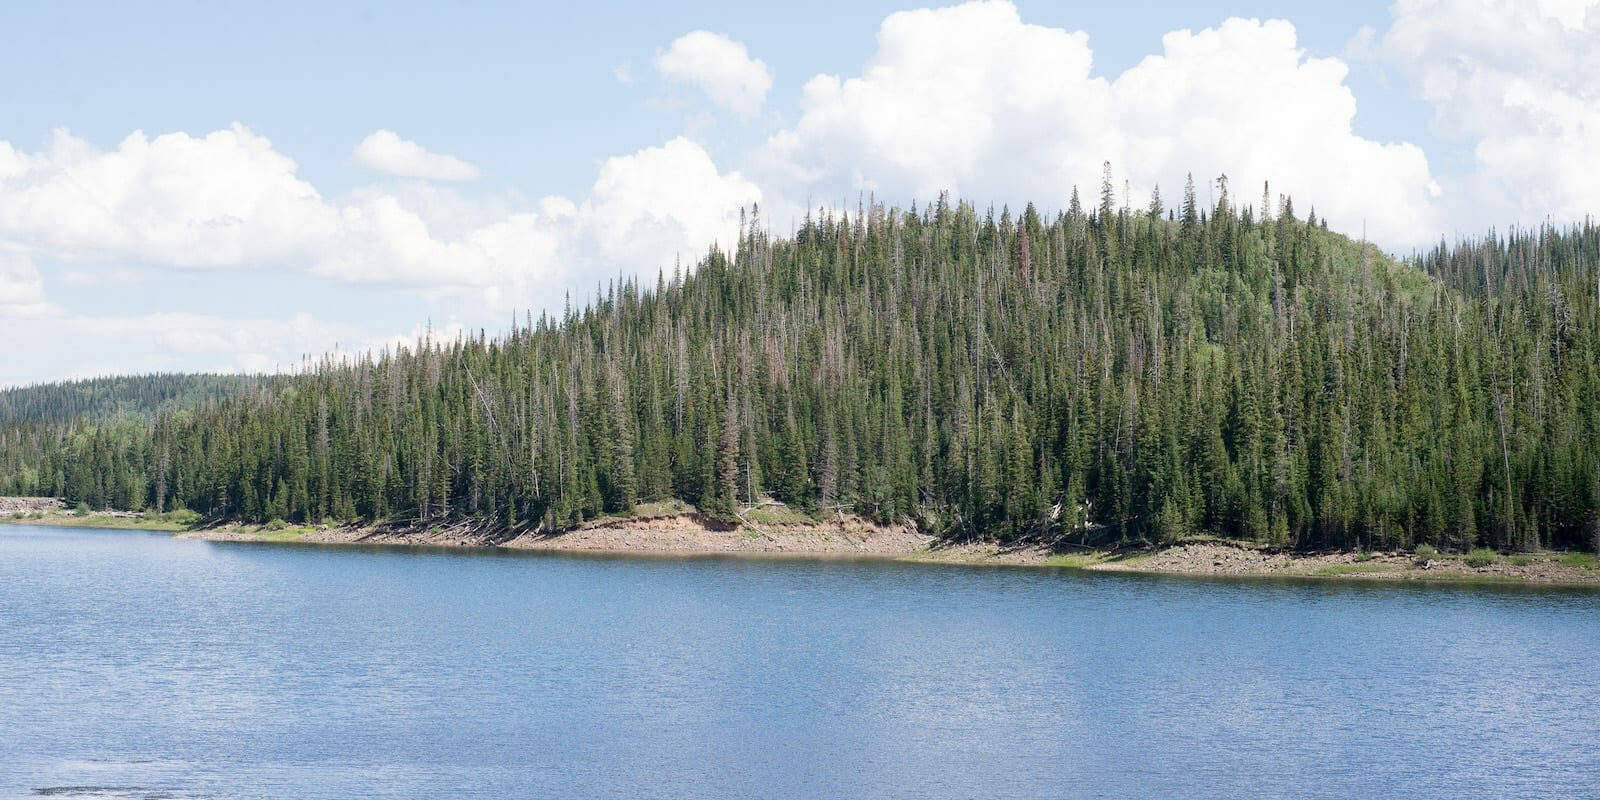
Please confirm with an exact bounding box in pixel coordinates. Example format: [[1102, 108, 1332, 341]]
[[178, 511, 936, 559], [6, 506, 1599, 586]]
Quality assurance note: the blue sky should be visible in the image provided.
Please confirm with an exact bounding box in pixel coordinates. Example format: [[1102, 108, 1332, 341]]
[[2, 0, 1596, 384]]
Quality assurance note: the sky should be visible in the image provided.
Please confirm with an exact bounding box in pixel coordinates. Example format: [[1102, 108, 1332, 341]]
[[2, 0, 1597, 385]]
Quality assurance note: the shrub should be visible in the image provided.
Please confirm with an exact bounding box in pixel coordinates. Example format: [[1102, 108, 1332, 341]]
[[264, 518, 289, 531], [73, 502, 90, 516], [1466, 547, 1498, 568], [1558, 552, 1598, 569], [1508, 555, 1534, 567], [1413, 543, 1437, 563]]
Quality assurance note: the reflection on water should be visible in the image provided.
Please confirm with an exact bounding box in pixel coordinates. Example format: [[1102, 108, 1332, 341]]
[[2, 524, 1597, 799]]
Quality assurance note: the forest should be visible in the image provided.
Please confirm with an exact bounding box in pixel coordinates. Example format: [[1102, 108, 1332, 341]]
[[3, 174, 1597, 553]]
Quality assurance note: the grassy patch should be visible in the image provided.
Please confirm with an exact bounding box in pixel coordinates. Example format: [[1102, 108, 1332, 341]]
[[1558, 552, 1598, 569], [242, 525, 316, 542], [1314, 562, 1402, 576], [1043, 551, 1112, 568], [580, 499, 696, 528], [0, 507, 204, 532], [1110, 550, 1155, 566], [743, 504, 816, 526], [3, 512, 187, 531], [1465, 548, 1499, 568], [1508, 554, 1534, 567], [633, 499, 693, 518]]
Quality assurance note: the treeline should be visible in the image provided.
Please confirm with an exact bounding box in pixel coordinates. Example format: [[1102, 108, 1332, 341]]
[[2, 180, 1597, 552], [0, 374, 276, 426]]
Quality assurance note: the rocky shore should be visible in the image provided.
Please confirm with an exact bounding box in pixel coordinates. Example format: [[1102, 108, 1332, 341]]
[[7, 499, 1597, 585]]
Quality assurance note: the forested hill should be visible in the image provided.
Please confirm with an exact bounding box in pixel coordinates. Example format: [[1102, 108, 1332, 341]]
[[3, 182, 1597, 553], [0, 374, 278, 427]]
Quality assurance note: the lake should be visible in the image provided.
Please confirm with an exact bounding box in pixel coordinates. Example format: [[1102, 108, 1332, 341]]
[[2, 524, 1597, 799]]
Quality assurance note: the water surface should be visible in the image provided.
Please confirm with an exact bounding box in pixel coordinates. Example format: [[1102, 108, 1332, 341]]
[[2, 524, 1597, 799]]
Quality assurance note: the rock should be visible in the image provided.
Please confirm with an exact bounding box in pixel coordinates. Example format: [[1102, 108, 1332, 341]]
[[0, 497, 64, 514]]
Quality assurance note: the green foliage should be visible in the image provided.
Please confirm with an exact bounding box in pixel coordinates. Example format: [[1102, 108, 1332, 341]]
[[264, 518, 289, 531], [1314, 562, 1400, 576], [0, 193, 1596, 553], [138, 508, 201, 528], [1466, 548, 1499, 568], [73, 502, 89, 516], [1558, 552, 1597, 569], [0, 374, 277, 426], [1414, 544, 1438, 562]]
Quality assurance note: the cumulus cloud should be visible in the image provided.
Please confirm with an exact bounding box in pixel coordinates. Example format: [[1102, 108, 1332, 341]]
[[1112, 19, 1439, 242], [0, 126, 334, 270], [351, 129, 483, 181], [1376, 0, 1600, 228], [0, 125, 757, 309], [655, 31, 773, 119], [757, 1, 1439, 247], [0, 250, 54, 317], [580, 137, 761, 268], [0, 310, 369, 385]]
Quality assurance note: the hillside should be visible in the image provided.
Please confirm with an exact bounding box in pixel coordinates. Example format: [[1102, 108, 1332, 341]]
[[2, 183, 1597, 553], [0, 373, 276, 426]]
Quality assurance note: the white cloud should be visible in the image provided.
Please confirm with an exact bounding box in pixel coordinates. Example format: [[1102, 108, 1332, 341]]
[[0, 250, 54, 317], [0, 126, 757, 311], [0, 126, 335, 270], [1377, 0, 1600, 229], [654, 31, 773, 119], [1112, 19, 1439, 242], [580, 136, 760, 269], [351, 129, 483, 181], [0, 310, 373, 385], [757, 1, 1440, 247]]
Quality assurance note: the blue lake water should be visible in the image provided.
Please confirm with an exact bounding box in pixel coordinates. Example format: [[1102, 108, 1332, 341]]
[[1, 524, 1598, 799]]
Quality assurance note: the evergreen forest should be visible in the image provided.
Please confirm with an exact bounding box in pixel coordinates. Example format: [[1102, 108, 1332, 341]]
[[3, 176, 1597, 553]]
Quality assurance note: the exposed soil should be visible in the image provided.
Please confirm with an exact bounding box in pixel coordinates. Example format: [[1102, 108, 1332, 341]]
[[1086, 539, 1600, 585], [183, 511, 935, 558], [504, 512, 932, 555]]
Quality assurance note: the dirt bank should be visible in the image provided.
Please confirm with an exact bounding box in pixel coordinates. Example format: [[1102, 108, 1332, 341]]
[[1085, 538, 1600, 585], [180, 511, 936, 558], [504, 513, 932, 555]]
